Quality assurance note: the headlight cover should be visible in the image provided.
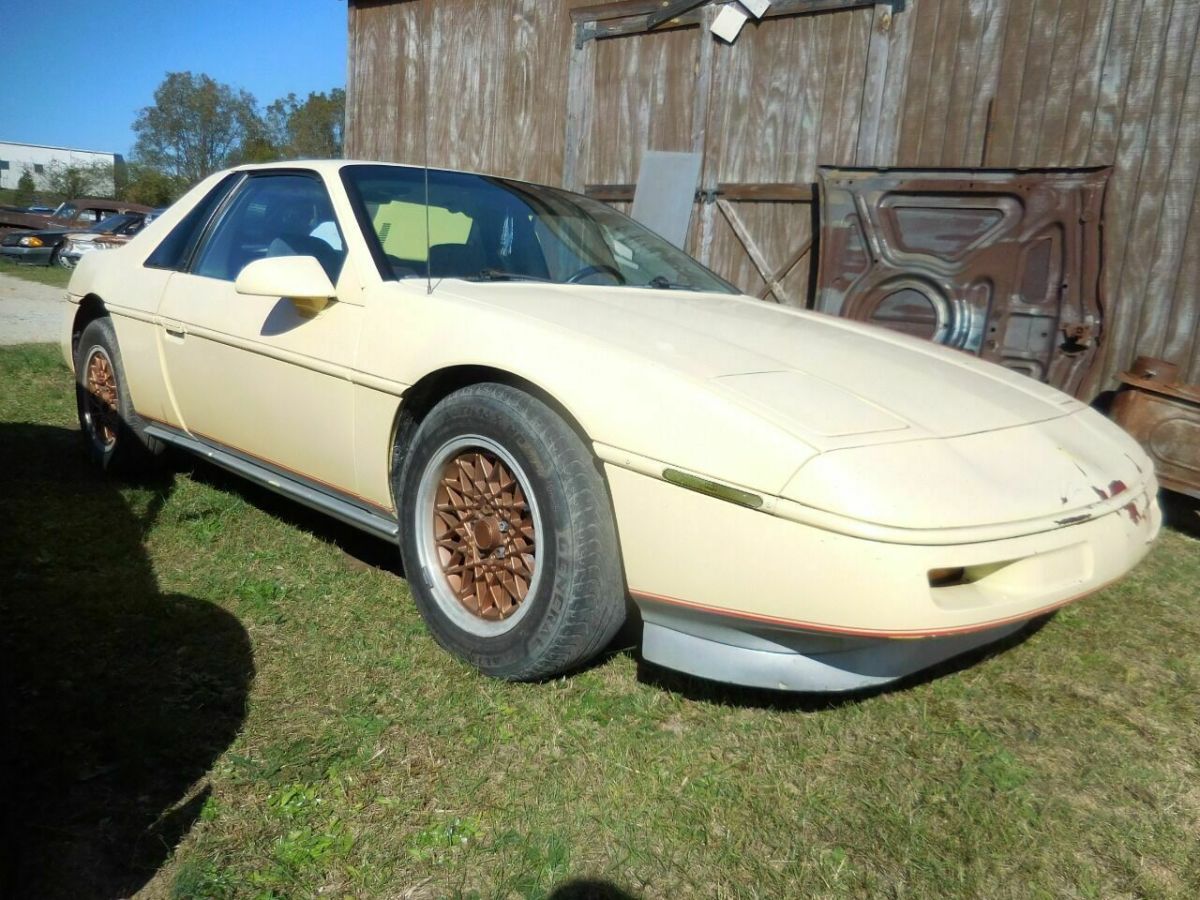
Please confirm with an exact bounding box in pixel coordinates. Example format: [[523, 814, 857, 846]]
[[18, 236, 44, 248]]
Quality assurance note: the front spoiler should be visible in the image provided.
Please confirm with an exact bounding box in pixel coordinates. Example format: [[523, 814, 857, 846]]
[[641, 609, 1028, 692]]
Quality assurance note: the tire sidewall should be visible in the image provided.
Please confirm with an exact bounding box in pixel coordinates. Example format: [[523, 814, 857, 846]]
[[74, 317, 158, 471], [399, 390, 589, 677], [76, 322, 121, 469]]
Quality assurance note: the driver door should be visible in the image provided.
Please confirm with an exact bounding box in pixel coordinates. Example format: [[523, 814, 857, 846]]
[[156, 171, 362, 495]]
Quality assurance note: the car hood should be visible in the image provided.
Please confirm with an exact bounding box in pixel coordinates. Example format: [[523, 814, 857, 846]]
[[437, 281, 1082, 452]]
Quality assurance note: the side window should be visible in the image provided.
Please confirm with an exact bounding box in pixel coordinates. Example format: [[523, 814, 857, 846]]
[[191, 174, 347, 283], [145, 174, 242, 270]]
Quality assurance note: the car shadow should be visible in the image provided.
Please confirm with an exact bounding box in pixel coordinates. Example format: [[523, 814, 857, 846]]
[[0, 423, 254, 900], [176, 453, 405, 576], [1161, 488, 1200, 539], [633, 615, 1053, 712], [549, 879, 640, 899]]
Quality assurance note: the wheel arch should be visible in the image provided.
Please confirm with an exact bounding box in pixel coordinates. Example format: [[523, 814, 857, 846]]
[[387, 364, 595, 509], [71, 294, 110, 356]]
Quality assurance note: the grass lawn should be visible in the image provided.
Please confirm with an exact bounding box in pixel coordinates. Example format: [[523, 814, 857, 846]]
[[2, 343, 1198, 899], [0, 256, 73, 289]]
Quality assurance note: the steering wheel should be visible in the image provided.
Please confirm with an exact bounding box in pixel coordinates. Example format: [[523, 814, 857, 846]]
[[565, 264, 625, 285]]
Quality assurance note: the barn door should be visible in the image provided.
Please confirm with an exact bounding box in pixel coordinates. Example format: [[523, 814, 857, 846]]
[[565, 1, 893, 306], [815, 167, 1109, 396]]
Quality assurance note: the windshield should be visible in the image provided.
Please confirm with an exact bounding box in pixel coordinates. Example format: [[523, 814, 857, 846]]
[[341, 165, 736, 293], [89, 213, 138, 234], [51, 202, 77, 222]]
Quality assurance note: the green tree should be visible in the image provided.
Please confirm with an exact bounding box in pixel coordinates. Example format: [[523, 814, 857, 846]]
[[45, 160, 114, 199], [133, 72, 264, 184], [265, 89, 346, 159], [14, 169, 36, 207], [121, 163, 184, 207]]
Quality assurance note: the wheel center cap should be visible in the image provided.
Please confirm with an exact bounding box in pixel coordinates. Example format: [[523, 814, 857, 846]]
[[471, 517, 503, 551]]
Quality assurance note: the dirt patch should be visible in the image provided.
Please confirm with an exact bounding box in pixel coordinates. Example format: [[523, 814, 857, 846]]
[[0, 272, 66, 345]]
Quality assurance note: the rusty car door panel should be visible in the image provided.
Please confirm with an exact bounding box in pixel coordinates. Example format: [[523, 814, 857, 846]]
[[815, 167, 1110, 397]]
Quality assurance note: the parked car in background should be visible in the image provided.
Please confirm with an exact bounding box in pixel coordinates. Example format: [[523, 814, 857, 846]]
[[0, 198, 151, 242], [2, 211, 150, 267], [58, 209, 164, 268], [62, 161, 1160, 692]]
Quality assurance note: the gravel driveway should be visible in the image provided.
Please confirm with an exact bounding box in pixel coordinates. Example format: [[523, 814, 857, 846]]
[[0, 272, 65, 345]]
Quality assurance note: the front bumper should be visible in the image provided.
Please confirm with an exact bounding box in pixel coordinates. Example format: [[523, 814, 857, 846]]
[[0, 245, 53, 265], [605, 463, 1161, 691]]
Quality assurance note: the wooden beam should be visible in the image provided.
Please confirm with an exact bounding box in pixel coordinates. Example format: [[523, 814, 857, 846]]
[[647, 0, 709, 30], [716, 198, 791, 303], [720, 182, 816, 201], [755, 237, 814, 301], [572, 0, 900, 42]]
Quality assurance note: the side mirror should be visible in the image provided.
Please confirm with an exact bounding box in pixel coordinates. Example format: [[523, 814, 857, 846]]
[[235, 256, 336, 316]]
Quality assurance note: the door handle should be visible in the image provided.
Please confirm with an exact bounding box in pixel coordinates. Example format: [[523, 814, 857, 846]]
[[163, 321, 187, 339]]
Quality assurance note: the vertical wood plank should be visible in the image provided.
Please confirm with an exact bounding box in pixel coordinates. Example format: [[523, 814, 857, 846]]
[[896, 0, 942, 164], [692, 5, 719, 265], [918, 0, 963, 163], [937, 0, 989, 165], [834, 6, 873, 163], [563, 22, 597, 190], [1097, 0, 1175, 381], [984, 0, 1033, 165], [1009, 0, 1061, 166], [1059, 0, 1117, 165], [855, 4, 896, 165], [962, 0, 1007, 166], [870, 0, 916, 164], [1125, 0, 1200, 366], [1163, 184, 1200, 379], [1086, 0, 1146, 166], [1034, 0, 1087, 166]]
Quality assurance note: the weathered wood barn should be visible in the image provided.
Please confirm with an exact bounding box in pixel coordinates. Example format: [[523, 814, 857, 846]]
[[346, 0, 1200, 398]]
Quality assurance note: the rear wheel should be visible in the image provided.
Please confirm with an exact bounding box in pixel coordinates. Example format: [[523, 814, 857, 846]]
[[397, 383, 625, 680], [75, 317, 162, 473]]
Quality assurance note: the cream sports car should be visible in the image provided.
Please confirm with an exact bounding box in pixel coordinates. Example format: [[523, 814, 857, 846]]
[[63, 161, 1161, 692]]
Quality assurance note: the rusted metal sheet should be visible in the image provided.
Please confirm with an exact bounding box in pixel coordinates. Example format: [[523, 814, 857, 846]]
[[815, 166, 1110, 397], [1111, 357, 1200, 501]]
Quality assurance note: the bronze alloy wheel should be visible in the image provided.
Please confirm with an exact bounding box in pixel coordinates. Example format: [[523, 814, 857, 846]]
[[416, 435, 544, 637], [84, 347, 120, 449]]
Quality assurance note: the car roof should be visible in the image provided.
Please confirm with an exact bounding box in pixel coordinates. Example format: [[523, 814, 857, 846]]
[[228, 159, 543, 189]]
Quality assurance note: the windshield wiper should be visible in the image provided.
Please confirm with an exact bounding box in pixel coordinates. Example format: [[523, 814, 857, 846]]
[[465, 269, 553, 283], [646, 275, 698, 291]]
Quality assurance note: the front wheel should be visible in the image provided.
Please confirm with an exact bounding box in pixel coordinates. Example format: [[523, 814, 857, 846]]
[[397, 383, 626, 680], [74, 317, 163, 473]]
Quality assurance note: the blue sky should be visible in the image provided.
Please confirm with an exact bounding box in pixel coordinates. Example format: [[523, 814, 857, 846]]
[[0, 0, 348, 157]]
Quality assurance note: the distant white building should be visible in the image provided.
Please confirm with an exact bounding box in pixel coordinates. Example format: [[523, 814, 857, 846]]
[[0, 141, 121, 194]]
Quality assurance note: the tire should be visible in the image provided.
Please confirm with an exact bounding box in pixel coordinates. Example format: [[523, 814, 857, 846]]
[[397, 383, 626, 680], [56, 249, 76, 269], [74, 317, 163, 473]]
